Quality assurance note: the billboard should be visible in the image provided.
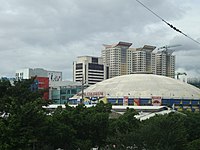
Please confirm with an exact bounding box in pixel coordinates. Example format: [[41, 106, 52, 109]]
[[134, 98, 140, 106], [35, 77, 49, 100], [48, 71, 62, 81], [123, 96, 128, 106], [152, 96, 162, 106]]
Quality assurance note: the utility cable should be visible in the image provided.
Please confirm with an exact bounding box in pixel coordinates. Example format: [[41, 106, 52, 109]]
[[136, 0, 200, 45]]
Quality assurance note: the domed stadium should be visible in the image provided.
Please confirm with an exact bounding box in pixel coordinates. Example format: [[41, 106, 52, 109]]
[[71, 74, 200, 111]]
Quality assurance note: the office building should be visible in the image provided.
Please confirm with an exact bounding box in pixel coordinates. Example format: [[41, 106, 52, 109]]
[[15, 68, 62, 100], [73, 56, 109, 85], [49, 81, 82, 104], [16, 68, 36, 80]]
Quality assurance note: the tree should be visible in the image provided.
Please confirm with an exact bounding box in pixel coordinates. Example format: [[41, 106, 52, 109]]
[[0, 78, 112, 149], [0, 78, 11, 98], [42, 106, 76, 149], [187, 138, 200, 150], [41, 102, 111, 150], [182, 111, 200, 150], [71, 102, 111, 149], [0, 78, 11, 113], [140, 113, 187, 150], [184, 111, 200, 142], [0, 79, 48, 149], [107, 108, 142, 149]]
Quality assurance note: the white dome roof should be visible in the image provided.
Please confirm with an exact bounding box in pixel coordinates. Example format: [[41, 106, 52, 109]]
[[83, 74, 200, 99]]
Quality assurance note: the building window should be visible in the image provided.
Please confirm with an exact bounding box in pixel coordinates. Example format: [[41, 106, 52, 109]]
[[76, 63, 83, 69], [71, 89, 77, 94], [88, 63, 104, 70], [92, 57, 98, 64], [60, 89, 66, 94]]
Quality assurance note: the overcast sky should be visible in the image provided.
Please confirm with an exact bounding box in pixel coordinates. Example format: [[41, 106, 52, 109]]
[[0, 0, 200, 80]]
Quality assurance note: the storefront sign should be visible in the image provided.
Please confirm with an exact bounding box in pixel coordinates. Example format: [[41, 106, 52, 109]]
[[134, 98, 140, 106], [152, 96, 162, 106], [123, 96, 129, 106], [85, 92, 104, 97]]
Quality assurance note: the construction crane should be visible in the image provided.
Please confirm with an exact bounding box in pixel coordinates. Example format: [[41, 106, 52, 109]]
[[176, 72, 187, 80], [158, 44, 181, 54]]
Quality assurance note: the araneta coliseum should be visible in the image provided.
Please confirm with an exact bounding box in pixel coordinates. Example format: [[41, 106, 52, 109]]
[[70, 74, 200, 112]]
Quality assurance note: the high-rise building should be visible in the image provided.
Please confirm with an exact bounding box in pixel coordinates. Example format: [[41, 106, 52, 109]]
[[127, 48, 135, 74], [102, 42, 132, 78], [132, 45, 156, 74], [132, 50, 146, 73], [156, 52, 167, 76], [73, 56, 109, 85], [166, 54, 175, 78], [102, 42, 157, 78], [156, 51, 175, 78]]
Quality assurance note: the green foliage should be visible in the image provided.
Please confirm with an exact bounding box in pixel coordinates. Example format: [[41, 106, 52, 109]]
[[184, 111, 200, 142], [140, 113, 187, 150], [0, 79, 47, 150], [107, 109, 142, 149], [43, 107, 76, 149], [187, 138, 200, 150], [0, 78, 11, 98], [68, 103, 111, 149]]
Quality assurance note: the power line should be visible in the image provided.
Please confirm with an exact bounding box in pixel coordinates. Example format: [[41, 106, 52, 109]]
[[136, 0, 200, 45]]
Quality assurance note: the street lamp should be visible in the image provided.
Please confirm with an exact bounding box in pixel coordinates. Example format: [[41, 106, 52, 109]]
[[59, 86, 61, 106], [81, 77, 84, 104], [80, 74, 85, 104]]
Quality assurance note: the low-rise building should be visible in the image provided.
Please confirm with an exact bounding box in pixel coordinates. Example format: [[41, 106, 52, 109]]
[[49, 81, 85, 104], [15, 68, 62, 100], [15, 68, 62, 81]]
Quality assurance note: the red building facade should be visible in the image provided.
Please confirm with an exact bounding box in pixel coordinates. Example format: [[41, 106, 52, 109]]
[[35, 77, 49, 100]]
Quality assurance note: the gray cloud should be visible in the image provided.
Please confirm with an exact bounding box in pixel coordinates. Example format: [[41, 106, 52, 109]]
[[171, 35, 200, 77], [0, 0, 199, 79], [170, 36, 200, 51]]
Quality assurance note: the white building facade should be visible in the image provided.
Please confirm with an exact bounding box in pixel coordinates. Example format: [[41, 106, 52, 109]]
[[156, 52, 167, 76], [73, 56, 109, 85], [15, 68, 62, 81], [156, 51, 175, 78], [132, 45, 156, 74], [102, 42, 133, 78]]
